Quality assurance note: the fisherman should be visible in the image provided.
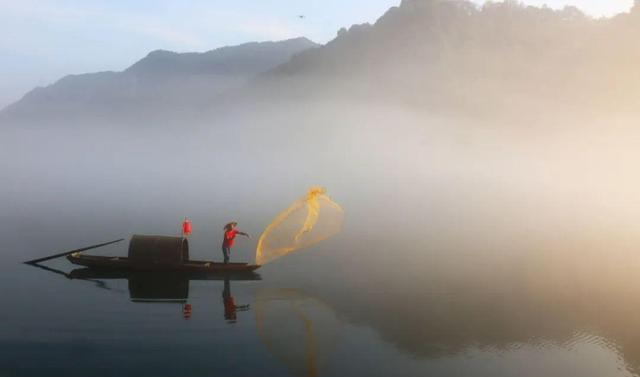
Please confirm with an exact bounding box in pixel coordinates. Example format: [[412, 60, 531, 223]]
[[222, 221, 250, 264]]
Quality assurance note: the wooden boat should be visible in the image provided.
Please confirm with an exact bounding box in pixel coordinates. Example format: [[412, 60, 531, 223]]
[[27, 263, 259, 304], [66, 234, 261, 273], [67, 267, 261, 281], [67, 253, 260, 272]]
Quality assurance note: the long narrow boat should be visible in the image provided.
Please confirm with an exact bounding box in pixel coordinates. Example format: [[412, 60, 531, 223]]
[[67, 267, 261, 281], [66, 234, 261, 273], [67, 253, 260, 272]]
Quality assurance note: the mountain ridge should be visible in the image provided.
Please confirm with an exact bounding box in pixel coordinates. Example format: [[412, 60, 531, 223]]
[[0, 37, 317, 124], [244, 0, 640, 119], [3, 0, 640, 126]]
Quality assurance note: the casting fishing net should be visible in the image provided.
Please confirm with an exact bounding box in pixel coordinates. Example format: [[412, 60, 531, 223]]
[[256, 187, 343, 265]]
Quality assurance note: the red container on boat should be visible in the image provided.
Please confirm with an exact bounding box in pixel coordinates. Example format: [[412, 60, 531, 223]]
[[182, 218, 192, 237]]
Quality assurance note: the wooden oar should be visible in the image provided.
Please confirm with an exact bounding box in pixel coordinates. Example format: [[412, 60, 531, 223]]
[[24, 238, 125, 264]]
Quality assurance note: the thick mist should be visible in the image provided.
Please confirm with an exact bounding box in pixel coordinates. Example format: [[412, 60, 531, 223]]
[[2, 97, 639, 263]]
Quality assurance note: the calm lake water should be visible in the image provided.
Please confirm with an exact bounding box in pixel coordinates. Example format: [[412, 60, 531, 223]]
[[2, 191, 640, 377]]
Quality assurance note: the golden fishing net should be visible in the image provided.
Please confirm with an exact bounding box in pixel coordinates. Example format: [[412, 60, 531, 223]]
[[255, 289, 342, 377], [256, 187, 344, 265]]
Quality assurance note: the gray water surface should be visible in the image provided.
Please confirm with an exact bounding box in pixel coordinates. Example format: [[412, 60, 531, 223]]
[[2, 194, 639, 377]]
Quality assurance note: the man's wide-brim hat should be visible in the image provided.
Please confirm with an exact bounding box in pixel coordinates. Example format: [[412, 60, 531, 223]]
[[224, 222, 238, 230]]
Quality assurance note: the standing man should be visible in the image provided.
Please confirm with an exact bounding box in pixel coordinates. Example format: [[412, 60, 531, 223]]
[[222, 222, 250, 264]]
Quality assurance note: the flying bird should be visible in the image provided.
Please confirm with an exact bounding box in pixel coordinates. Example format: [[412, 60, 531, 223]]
[[298, 15, 305, 19]]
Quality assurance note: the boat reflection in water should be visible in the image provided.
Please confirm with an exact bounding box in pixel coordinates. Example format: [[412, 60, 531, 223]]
[[255, 288, 343, 377], [66, 268, 261, 304]]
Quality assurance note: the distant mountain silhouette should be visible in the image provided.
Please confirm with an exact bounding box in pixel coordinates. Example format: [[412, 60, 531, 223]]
[[0, 37, 317, 125], [3, 0, 640, 126], [250, 0, 640, 119], [125, 38, 317, 78]]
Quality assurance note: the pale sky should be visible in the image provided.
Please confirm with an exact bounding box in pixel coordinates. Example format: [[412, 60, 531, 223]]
[[0, 0, 634, 109]]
